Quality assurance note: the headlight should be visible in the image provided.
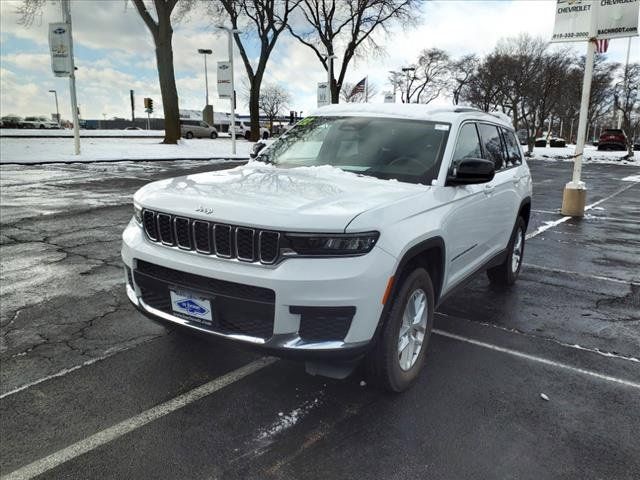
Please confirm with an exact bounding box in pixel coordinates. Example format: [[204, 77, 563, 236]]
[[133, 203, 143, 224], [284, 232, 379, 256]]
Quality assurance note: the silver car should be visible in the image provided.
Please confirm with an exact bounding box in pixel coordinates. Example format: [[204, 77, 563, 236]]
[[180, 120, 218, 139]]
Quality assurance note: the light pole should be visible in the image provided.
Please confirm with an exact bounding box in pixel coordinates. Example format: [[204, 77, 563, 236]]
[[48, 89, 60, 127], [216, 26, 240, 154], [61, 0, 80, 154], [197, 48, 212, 106], [323, 53, 337, 103], [401, 66, 415, 103]]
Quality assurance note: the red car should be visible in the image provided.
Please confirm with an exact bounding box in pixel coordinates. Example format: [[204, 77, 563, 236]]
[[598, 129, 627, 151]]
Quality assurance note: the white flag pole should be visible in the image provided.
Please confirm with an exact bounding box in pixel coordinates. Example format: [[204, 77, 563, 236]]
[[561, 0, 598, 216]]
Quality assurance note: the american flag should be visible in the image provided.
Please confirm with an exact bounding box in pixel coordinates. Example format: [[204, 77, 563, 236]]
[[594, 39, 609, 54], [351, 77, 367, 96]]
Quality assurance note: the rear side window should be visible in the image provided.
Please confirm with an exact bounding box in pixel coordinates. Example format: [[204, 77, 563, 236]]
[[478, 123, 506, 170], [452, 123, 482, 161], [501, 128, 522, 167]]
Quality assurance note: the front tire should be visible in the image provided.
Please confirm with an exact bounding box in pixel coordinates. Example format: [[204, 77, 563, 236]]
[[210, 131, 218, 139], [365, 268, 434, 392], [244, 131, 251, 140], [487, 216, 526, 286], [185, 131, 194, 139]]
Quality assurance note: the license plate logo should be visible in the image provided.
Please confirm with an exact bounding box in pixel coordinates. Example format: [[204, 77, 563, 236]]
[[170, 290, 213, 323]]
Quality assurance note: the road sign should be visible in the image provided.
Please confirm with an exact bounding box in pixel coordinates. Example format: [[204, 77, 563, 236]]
[[317, 82, 329, 107], [551, 0, 639, 43], [217, 61, 232, 99], [48, 23, 73, 77]]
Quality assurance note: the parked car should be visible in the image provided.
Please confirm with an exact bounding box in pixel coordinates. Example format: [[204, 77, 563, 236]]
[[231, 120, 270, 140], [597, 128, 627, 151], [19, 116, 59, 129], [122, 104, 532, 392], [180, 120, 218, 139], [1, 116, 23, 128], [549, 137, 566, 148]]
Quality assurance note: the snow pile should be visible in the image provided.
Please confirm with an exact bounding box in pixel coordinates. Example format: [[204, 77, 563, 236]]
[[0, 137, 251, 164], [529, 145, 637, 166], [0, 128, 166, 137]]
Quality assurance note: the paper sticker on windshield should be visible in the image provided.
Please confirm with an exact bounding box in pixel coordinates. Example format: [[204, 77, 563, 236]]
[[297, 116, 315, 126], [435, 124, 450, 131]]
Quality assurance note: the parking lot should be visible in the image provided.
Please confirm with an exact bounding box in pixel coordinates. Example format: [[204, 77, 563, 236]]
[[1, 158, 639, 479]]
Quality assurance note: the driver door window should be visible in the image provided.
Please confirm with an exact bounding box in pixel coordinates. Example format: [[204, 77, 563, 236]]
[[452, 123, 482, 163]]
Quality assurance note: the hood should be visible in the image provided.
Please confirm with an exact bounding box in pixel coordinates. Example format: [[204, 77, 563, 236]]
[[134, 162, 426, 231]]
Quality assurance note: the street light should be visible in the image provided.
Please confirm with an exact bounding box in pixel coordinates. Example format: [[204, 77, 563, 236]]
[[401, 67, 416, 103], [48, 89, 60, 127], [197, 48, 213, 106], [216, 25, 241, 154]]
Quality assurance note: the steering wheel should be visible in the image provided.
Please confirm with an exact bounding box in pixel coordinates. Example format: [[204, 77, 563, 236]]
[[387, 155, 424, 171]]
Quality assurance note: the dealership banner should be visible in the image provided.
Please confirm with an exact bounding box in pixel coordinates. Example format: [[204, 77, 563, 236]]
[[217, 61, 232, 99], [551, 0, 639, 42], [317, 82, 329, 107], [49, 23, 73, 77]]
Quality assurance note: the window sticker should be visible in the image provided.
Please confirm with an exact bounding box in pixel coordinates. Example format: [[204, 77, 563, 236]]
[[435, 124, 450, 131]]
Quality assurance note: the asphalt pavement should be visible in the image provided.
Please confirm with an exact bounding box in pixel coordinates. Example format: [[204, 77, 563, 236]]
[[1, 158, 639, 479]]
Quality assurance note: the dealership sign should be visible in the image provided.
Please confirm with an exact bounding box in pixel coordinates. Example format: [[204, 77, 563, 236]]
[[317, 82, 329, 107], [551, 0, 639, 42], [48, 23, 73, 77], [217, 61, 232, 99]]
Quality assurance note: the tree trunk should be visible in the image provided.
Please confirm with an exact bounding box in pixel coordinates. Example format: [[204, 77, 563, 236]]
[[156, 19, 180, 144], [248, 82, 261, 142]]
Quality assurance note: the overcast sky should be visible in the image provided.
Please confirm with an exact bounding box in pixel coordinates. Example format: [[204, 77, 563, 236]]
[[0, 0, 637, 121]]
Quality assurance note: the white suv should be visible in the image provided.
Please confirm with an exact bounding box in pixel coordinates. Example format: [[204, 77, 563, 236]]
[[231, 120, 270, 140], [122, 104, 532, 392]]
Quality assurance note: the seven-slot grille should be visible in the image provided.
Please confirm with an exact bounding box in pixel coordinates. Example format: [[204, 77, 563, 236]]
[[142, 209, 281, 264]]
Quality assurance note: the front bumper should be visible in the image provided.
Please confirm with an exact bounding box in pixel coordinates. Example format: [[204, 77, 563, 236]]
[[122, 220, 396, 358]]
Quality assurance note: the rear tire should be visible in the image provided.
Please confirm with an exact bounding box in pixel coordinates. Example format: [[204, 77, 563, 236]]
[[487, 216, 526, 286], [185, 131, 194, 139], [365, 268, 434, 392], [262, 131, 269, 140], [244, 131, 251, 140]]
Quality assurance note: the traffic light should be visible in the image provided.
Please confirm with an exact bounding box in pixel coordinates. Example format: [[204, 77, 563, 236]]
[[144, 97, 153, 113]]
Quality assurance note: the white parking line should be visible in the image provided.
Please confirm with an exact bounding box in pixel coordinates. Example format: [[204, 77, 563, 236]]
[[1, 358, 276, 480], [433, 329, 640, 390], [526, 182, 637, 240], [523, 263, 639, 286]]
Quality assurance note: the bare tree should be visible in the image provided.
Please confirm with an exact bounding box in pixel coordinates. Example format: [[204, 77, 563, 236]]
[[402, 48, 450, 104], [614, 62, 640, 158], [450, 54, 478, 105], [258, 84, 291, 132], [132, 0, 181, 144], [340, 81, 379, 103], [289, 0, 418, 103], [184, 0, 299, 141]]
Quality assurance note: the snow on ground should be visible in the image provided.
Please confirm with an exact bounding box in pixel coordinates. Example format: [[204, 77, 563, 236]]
[[0, 128, 166, 137], [0, 136, 251, 164], [529, 145, 637, 166]]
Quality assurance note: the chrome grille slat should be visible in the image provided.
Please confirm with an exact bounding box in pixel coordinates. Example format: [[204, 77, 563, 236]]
[[141, 209, 280, 264]]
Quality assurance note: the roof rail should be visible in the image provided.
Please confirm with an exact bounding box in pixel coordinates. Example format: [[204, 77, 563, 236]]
[[453, 106, 482, 113]]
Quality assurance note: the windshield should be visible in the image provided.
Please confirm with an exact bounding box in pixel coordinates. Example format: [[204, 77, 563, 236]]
[[258, 116, 450, 184]]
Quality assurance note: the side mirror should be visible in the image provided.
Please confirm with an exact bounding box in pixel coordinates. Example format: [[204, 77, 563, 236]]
[[250, 141, 266, 159], [446, 158, 495, 186]]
